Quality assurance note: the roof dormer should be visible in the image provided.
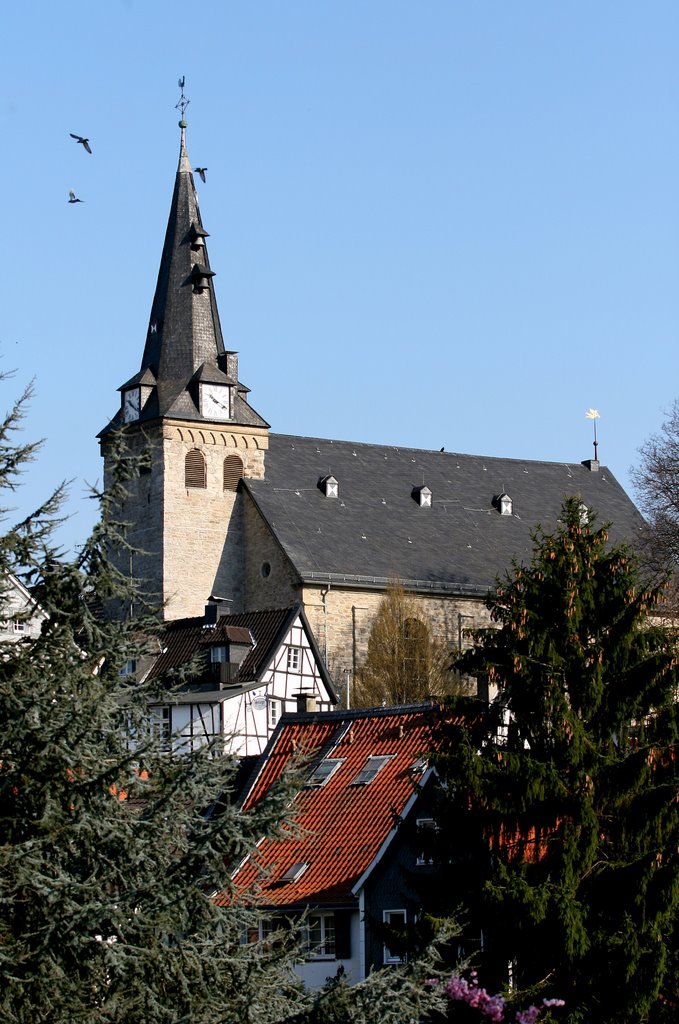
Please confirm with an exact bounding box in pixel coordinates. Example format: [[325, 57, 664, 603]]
[[319, 475, 339, 498], [412, 485, 432, 508], [494, 492, 513, 516]]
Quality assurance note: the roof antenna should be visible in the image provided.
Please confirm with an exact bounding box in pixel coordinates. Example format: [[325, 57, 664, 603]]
[[585, 408, 600, 462]]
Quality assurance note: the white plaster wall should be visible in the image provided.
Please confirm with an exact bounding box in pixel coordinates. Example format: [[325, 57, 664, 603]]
[[293, 912, 362, 989]]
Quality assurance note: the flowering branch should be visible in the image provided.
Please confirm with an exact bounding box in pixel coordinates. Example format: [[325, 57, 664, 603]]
[[427, 971, 564, 1023]]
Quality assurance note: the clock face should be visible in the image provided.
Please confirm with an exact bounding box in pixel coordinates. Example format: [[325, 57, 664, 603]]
[[123, 388, 141, 423], [202, 384, 231, 420]]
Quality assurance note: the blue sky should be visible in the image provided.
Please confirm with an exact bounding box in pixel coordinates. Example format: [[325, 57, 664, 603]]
[[1, 2, 677, 554]]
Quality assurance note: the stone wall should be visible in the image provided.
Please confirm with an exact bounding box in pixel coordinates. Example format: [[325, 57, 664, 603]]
[[242, 499, 299, 611], [101, 420, 269, 620], [300, 583, 492, 689]]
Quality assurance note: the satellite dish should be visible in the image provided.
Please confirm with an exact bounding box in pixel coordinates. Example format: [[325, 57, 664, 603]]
[[251, 695, 267, 712]]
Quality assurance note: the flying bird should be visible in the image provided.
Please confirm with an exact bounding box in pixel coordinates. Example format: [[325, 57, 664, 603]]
[[194, 167, 207, 182], [68, 190, 83, 204], [70, 133, 92, 154]]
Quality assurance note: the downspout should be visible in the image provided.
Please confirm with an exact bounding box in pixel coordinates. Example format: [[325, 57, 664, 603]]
[[351, 604, 369, 675], [320, 585, 330, 665], [358, 889, 366, 981]]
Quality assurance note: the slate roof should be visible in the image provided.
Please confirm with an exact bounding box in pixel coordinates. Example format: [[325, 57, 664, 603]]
[[100, 121, 267, 435], [245, 434, 646, 596], [226, 704, 444, 909], [144, 604, 337, 700]]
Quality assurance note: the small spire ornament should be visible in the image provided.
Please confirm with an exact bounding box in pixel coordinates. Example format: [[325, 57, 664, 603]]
[[585, 408, 600, 462]]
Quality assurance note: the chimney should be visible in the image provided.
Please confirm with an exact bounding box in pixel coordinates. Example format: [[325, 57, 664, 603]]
[[295, 692, 318, 714], [581, 459, 600, 472], [224, 351, 239, 380], [205, 596, 231, 623]]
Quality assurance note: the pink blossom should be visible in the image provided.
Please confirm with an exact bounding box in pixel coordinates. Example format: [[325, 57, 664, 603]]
[[440, 972, 563, 1024]]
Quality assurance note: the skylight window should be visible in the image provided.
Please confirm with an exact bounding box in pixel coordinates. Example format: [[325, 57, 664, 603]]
[[307, 758, 344, 788], [280, 861, 308, 883], [351, 755, 392, 786]]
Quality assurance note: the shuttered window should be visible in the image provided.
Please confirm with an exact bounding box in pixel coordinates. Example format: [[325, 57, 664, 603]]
[[185, 449, 206, 489], [223, 454, 243, 491]]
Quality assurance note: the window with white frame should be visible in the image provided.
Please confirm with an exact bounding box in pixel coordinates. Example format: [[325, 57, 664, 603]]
[[306, 758, 344, 788], [149, 706, 171, 750], [383, 909, 407, 963], [351, 754, 392, 786], [495, 703, 511, 746], [305, 912, 336, 959], [210, 646, 228, 663], [286, 646, 301, 672], [243, 916, 287, 945], [415, 818, 439, 865], [268, 698, 280, 728]]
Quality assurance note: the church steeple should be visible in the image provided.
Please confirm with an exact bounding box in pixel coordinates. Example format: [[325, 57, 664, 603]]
[[109, 89, 267, 432], [98, 88, 270, 622]]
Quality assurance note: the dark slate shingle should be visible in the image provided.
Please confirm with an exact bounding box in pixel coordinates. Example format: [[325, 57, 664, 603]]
[[246, 434, 645, 594]]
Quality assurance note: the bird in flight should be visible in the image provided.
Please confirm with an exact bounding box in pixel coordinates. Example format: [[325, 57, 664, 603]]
[[70, 133, 92, 154], [68, 190, 84, 204], [194, 167, 207, 182]]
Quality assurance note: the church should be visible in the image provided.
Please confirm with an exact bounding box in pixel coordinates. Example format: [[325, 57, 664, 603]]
[[99, 112, 646, 688]]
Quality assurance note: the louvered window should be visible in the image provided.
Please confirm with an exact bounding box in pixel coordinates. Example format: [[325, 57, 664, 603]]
[[185, 449, 206, 489], [223, 454, 243, 491]]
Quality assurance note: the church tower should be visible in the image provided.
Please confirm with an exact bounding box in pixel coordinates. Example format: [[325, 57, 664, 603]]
[[99, 97, 269, 619]]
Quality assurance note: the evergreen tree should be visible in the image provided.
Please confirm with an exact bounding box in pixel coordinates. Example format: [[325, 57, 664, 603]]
[[433, 498, 679, 1024], [0, 389, 312, 1024], [0, 386, 454, 1024]]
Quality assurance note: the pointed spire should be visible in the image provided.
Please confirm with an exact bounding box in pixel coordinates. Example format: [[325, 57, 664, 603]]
[[105, 83, 268, 433], [134, 99, 227, 420]]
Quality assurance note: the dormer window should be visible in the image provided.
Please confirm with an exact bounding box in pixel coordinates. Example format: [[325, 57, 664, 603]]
[[412, 485, 432, 508], [495, 492, 513, 516], [319, 475, 339, 498]]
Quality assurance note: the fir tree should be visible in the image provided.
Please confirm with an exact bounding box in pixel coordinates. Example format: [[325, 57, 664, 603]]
[[433, 498, 679, 1024], [0, 388, 313, 1024], [0, 384, 455, 1024]]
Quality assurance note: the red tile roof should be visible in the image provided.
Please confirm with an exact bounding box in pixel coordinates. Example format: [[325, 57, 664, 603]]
[[226, 704, 444, 909]]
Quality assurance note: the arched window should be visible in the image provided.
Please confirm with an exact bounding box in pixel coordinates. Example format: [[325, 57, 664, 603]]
[[223, 454, 244, 492], [185, 449, 206, 489]]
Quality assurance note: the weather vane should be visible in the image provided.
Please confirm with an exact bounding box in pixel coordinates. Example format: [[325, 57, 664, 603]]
[[176, 76, 190, 124], [585, 408, 600, 462]]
